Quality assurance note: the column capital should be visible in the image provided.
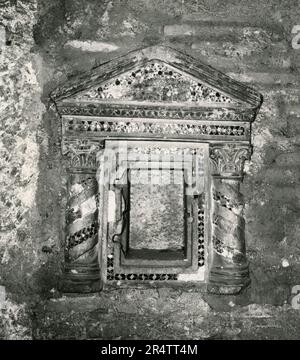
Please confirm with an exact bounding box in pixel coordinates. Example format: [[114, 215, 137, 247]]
[[62, 138, 104, 172], [209, 143, 251, 178], [208, 143, 251, 294]]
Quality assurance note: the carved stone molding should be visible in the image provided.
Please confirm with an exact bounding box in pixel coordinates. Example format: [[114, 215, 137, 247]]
[[51, 45, 262, 108], [209, 144, 251, 178], [58, 103, 257, 122], [62, 116, 250, 141], [96, 141, 207, 284]]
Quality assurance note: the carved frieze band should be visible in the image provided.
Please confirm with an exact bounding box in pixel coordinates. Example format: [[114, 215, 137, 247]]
[[209, 144, 251, 178], [62, 116, 250, 141], [58, 103, 256, 122]]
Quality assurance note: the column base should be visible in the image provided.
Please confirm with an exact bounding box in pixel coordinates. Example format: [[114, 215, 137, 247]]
[[207, 263, 250, 295], [59, 263, 102, 294]]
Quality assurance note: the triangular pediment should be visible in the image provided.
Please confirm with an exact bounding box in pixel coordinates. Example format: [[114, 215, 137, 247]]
[[51, 45, 262, 110], [70, 60, 238, 105]]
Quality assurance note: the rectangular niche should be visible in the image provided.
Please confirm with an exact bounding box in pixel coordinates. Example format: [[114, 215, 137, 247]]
[[102, 141, 209, 282], [129, 168, 185, 252]]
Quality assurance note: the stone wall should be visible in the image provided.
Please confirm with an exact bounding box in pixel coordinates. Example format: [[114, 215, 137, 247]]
[[0, 0, 299, 339]]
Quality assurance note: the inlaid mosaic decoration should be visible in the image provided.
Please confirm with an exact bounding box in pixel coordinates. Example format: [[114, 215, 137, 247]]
[[74, 60, 236, 104], [63, 117, 247, 138]]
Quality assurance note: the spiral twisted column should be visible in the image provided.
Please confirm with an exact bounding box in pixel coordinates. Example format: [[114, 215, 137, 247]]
[[59, 139, 104, 293], [208, 144, 251, 294]]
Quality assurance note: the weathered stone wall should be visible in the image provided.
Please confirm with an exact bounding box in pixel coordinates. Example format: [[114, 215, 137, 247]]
[[0, 0, 300, 339]]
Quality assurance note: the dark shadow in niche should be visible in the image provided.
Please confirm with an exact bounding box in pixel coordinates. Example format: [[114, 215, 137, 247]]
[[32, 99, 65, 300]]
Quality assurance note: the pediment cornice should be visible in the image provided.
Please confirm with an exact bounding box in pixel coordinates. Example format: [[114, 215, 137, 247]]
[[51, 45, 263, 114]]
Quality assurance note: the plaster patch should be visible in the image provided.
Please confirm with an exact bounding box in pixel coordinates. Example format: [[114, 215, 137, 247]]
[[248, 128, 274, 173], [17, 183, 37, 209], [16, 137, 39, 208], [281, 259, 289, 268], [65, 40, 119, 53], [177, 268, 205, 281], [0, 25, 5, 48], [0, 285, 6, 309], [23, 61, 41, 88], [253, 128, 273, 149], [1, 248, 11, 265]]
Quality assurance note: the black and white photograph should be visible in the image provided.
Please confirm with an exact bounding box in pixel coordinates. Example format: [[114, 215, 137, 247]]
[[0, 0, 300, 345]]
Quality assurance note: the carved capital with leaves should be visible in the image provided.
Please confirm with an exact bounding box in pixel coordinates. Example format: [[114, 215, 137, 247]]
[[209, 144, 251, 178], [62, 138, 104, 171]]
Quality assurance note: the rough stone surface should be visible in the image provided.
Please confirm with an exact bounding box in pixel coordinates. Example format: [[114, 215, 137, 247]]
[[0, 0, 300, 339], [31, 293, 300, 340]]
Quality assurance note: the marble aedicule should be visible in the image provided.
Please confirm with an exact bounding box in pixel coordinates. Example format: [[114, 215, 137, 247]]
[[51, 45, 263, 294]]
